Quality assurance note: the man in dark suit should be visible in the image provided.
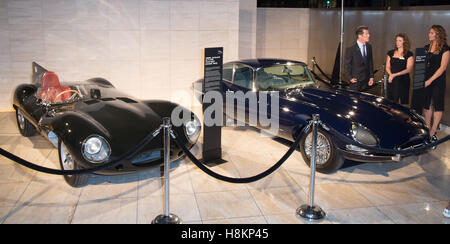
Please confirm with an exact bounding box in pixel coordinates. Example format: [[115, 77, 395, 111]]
[[344, 26, 374, 91]]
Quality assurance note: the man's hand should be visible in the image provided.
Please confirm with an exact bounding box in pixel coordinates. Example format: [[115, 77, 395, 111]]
[[368, 78, 374, 86], [425, 79, 432, 87], [350, 78, 357, 83]]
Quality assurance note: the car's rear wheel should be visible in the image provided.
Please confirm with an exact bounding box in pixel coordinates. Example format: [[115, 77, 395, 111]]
[[58, 139, 89, 187], [299, 128, 344, 174], [16, 109, 36, 137]]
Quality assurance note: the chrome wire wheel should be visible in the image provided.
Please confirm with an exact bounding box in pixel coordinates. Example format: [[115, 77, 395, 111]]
[[17, 110, 25, 130], [57, 139, 89, 187], [60, 142, 75, 171], [304, 131, 331, 165], [15, 109, 35, 137]]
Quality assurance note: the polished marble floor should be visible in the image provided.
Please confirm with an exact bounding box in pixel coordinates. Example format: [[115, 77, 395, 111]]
[[0, 111, 449, 224]]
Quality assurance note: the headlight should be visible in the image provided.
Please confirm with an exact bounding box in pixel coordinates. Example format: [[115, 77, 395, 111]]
[[84, 137, 102, 154], [184, 118, 201, 143], [350, 123, 378, 146], [82, 135, 111, 163]]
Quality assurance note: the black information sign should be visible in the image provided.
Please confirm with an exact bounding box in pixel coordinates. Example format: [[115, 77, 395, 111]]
[[201, 47, 226, 165], [411, 47, 427, 113]]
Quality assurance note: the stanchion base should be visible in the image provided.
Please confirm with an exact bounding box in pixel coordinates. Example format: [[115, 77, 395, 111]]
[[199, 158, 227, 166], [296, 205, 326, 221], [152, 214, 182, 224]]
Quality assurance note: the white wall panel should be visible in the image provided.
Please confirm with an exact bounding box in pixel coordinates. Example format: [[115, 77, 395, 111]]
[[238, 0, 256, 59], [256, 8, 310, 62], [0, 0, 242, 111]]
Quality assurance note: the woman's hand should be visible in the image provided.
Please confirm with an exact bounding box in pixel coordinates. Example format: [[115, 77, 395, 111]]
[[388, 74, 395, 83], [424, 50, 449, 88]]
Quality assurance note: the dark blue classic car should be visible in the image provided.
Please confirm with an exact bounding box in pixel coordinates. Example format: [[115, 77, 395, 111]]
[[194, 59, 430, 173]]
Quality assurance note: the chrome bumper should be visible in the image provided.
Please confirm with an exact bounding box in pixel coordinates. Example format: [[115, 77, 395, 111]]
[[338, 141, 428, 163], [338, 148, 395, 163]]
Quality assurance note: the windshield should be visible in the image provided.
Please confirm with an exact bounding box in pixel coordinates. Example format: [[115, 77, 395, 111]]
[[256, 64, 316, 91]]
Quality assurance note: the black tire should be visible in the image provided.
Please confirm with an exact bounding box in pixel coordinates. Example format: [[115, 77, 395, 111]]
[[299, 128, 344, 174], [58, 139, 89, 187], [16, 109, 36, 137]]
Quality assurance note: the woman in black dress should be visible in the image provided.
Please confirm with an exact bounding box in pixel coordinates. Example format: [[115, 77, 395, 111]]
[[424, 26, 450, 218], [386, 33, 414, 105], [423, 25, 449, 139]]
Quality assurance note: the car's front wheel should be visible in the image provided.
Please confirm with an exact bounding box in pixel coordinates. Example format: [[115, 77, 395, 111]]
[[58, 139, 89, 187], [299, 128, 344, 174]]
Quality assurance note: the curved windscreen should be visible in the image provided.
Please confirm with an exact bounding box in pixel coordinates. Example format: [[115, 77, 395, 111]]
[[256, 64, 316, 91]]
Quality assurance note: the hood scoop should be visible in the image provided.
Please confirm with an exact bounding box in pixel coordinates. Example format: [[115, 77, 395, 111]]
[[84, 97, 139, 105], [100, 97, 116, 102], [117, 97, 138, 103]]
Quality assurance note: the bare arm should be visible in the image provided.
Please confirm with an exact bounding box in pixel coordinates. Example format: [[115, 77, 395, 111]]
[[386, 55, 392, 76], [425, 50, 450, 87]]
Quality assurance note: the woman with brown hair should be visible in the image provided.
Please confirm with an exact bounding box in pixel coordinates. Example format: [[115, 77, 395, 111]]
[[423, 25, 449, 139], [423, 25, 449, 218], [386, 33, 414, 105]]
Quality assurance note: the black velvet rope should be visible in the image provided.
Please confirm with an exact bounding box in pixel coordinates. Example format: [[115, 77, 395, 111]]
[[313, 61, 332, 81], [171, 126, 307, 184], [310, 70, 331, 85], [2, 118, 447, 181], [0, 127, 161, 175]]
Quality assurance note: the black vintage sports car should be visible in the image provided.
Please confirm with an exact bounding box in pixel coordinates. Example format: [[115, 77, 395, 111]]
[[12, 62, 201, 187]]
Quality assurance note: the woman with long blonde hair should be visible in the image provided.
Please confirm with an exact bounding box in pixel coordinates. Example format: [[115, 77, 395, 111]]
[[422, 25, 450, 218], [423, 25, 449, 139]]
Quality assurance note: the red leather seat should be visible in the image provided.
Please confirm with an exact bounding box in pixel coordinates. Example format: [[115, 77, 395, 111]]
[[41, 71, 60, 89], [38, 72, 72, 103]]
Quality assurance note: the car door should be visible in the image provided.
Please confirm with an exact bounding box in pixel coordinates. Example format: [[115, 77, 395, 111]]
[[223, 63, 257, 125], [221, 63, 235, 122], [255, 68, 280, 132]]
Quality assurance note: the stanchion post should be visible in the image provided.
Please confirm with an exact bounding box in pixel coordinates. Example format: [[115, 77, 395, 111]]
[[297, 114, 326, 221], [152, 117, 182, 224], [312, 57, 316, 73]]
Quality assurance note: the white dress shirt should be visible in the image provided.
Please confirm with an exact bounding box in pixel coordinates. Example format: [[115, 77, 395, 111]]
[[356, 40, 367, 58]]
